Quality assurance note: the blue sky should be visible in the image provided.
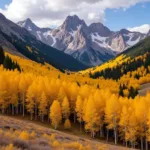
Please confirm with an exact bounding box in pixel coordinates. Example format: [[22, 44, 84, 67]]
[[0, 0, 11, 9], [0, 0, 150, 33], [105, 2, 150, 31]]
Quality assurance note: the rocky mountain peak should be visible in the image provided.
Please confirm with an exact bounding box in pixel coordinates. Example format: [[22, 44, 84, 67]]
[[89, 22, 112, 37], [119, 28, 130, 34], [60, 15, 87, 32], [17, 18, 39, 31], [25, 18, 33, 24]]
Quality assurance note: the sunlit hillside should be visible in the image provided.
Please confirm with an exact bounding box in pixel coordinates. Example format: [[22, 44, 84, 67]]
[[81, 55, 130, 74], [0, 47, 150, 150]]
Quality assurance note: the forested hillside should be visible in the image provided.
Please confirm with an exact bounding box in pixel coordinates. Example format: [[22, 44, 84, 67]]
[[86, 36, 150, 80], [0, 46, 150, 150]]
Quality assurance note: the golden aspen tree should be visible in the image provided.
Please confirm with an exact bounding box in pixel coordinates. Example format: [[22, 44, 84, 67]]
[[69, 83, 79, 123], [0, 73, 9, 114], [57, 87, 66, 104], [135, 97, 148, 150], [50, 100, 62, 129], [9, 76, 19, 115], [39, 92, 47, 122], [94, 90, 106, 137], [146, 108, 150, 150], [82, 98, 88, 122], [26, 85, 36, 120], [84, 96, 100, 138], [125, 108, 138, 149], [64, 119, 71, 129], [19, 76, 29, 117], [62, 96, 70, 119], [119, 104, 130, 147], [105, 94, 120, 144], [75, 96, 84, 132]]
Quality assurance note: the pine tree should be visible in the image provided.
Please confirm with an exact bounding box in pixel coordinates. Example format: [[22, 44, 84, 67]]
[[3, 55, 12, 69], [0, 46, 5, 65]]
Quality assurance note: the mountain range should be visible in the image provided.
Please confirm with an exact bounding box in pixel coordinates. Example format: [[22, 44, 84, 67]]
[[0, 13, 87, 71], [18, 15, 147, 66]]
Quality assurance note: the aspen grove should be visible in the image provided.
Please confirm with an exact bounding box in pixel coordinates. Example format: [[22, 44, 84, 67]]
[[0, 67, 150, 149]]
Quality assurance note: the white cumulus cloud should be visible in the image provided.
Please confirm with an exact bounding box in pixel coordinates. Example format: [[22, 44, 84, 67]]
[[128, 24, 150, 34], [0, 0, 150, 28]]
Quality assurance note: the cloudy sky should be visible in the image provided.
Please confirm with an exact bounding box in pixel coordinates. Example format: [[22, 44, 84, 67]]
[[0, 0, 150, 33]]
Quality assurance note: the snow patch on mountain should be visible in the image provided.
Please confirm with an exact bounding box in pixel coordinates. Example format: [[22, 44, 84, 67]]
[[36, 31, 42, 40], [127, 36, 141, 46]]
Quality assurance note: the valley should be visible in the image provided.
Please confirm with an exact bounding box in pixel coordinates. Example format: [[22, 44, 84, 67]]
[[0, 9, 150, 150]]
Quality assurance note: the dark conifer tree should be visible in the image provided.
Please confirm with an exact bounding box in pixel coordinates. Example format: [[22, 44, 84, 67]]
[[0, 46, 5, 65]]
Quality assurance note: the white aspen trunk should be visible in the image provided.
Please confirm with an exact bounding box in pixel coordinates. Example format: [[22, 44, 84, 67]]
[[145, 138, 148, 150], [80, 122, 82, 133], [16, 105, 18, 115], [31, 113, 33, 120], [23, 93, 25, 117], [12, 104, 14, 115], [141, 137, 143, 150], [100, 126, 103, 138], [42, 115, 44, 122], [2, 108, 4, 114], [126, 141, 128, 147], [106, 129, 109, 142], [35, 104, 37, 120], [114, 127, 117, 145], [74, 112, 76, 123]]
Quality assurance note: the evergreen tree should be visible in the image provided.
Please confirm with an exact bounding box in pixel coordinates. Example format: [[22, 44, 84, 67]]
[[0, 46, 5, 65], [3, 55, 12, 69]]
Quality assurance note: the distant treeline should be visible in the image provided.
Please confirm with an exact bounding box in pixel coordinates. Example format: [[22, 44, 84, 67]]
[[90, 52, 150, 80]]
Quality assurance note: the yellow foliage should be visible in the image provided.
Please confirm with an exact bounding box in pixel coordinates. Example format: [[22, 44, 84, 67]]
[[64, 119, 71, 129], [50, 100, 62, 129], [4, 144, 14, 150], [19, 131, 29, 141], [52, 140, 60, 148]]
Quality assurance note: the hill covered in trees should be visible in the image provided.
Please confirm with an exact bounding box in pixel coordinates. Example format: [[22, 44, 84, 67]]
[[83, 36, 150, 78], [1, 45, 150, 150]]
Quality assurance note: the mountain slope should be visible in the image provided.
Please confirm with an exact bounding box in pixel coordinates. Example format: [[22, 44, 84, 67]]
[[83, 35, 150, 79], [121, 35, 150, 57], [18, 15, 146, 66], [0, 13, 87, 71]]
